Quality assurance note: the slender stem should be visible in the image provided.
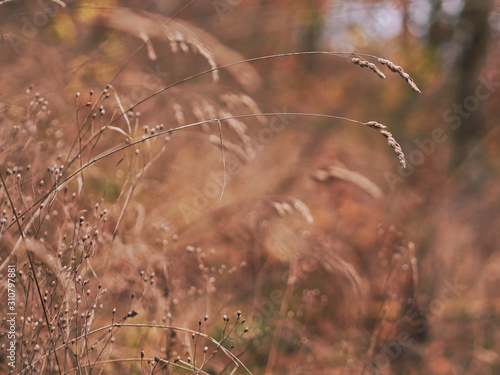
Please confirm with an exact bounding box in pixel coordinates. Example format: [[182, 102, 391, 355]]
[[4, 112, 367, 235], [20, 323, 252, 375]]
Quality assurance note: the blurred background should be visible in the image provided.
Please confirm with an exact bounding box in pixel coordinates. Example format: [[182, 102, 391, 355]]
[[1, 0, 500, 374]]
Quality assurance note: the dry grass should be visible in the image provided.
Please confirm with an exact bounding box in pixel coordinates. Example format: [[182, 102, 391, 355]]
[[0, 3, 452, 375]]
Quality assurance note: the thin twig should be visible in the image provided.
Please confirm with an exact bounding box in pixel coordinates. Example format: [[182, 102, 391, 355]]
[[3, 112, 403, 239]]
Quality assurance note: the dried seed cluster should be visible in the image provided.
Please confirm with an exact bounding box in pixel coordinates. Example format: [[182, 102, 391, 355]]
[[351, 57, 386, 79], [378, 58, 421, 93], [366, 121, 407, 168]]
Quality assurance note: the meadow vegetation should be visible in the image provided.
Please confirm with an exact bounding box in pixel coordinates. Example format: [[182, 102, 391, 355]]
[[1, 1, 500, 374]]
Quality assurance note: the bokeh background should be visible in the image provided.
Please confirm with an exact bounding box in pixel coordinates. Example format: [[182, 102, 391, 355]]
[[1, 0, 500, 374]]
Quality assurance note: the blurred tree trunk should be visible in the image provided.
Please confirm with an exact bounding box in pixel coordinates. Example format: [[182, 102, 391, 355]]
[[449, 0, 493, 168], [422, 0, 493, 169], [300, 4, 324, 71], [427, 0, 444, 47]]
